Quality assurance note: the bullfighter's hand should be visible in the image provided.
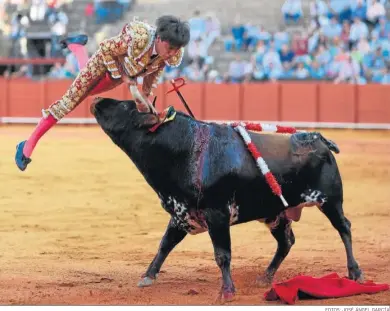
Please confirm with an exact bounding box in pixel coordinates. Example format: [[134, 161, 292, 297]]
[[122, 75, 137, 86]]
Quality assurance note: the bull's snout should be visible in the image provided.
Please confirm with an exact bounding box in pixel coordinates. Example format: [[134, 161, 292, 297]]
[[90, 97, 103, 114]]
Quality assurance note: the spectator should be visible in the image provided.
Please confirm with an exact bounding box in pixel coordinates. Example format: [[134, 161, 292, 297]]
[[204, 12, 220, 50], [163, 65, 180, 81], [291, 32, 308, 56], [46, 0, 58, 20], [251, 62, 267, 81], [329, 37, 345, 57], [244, 23, 272, 51], [370, 31, 382, 51], [380, 32, 390, 57], [340, 20, 351, 47], [187, 37, 208, 68], [334, 54, 361, 83], [4, 64, 30, 79], [294, 62, 311, 79], [351, 43, 364, 64], [318, 33, 329, 48], [30, 0, 47, 21], [282, 0, 303, 24], [226, 55, 251, 83], [224, 16, 246, 51], [263, 45, 282, 72], [206, 69, 223, 83], [357, 37, 372, 55], [310, 60, 326, 79], [182, 61, 206, 82], [281, 62, 295, 78], [48, 8, 68, 57], [328, 0, 351, 22], [244, 22, 262, 51], [366, 0, 386, 26], [381, 65, 390, 84], [362, 46, 387, 79], [321, 16, 342, 39], [81, 2, 94, 31], [310, 0, 329, 20], [279, 43, 295, 67], [315, 44, 332, 68], [251, 40, 267, 66], [372, 17, 390, 40], [351, 0, 367, 21], [188, 10, 206, 41], [266, 62, 284, 81], [9, 11, 29, 59], [349, 16, 369, 44], [273, 29, 290, 51]]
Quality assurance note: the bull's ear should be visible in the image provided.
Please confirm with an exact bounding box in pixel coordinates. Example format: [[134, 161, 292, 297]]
[[133, 113, 159, 129]]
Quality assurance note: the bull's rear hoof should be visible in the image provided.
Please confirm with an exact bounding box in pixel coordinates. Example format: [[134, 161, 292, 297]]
[[137, 276, 155, 287], [349, 269, 364, 283]]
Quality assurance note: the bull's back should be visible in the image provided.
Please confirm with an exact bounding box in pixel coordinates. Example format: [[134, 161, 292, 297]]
[[249, 132, 294, 172]]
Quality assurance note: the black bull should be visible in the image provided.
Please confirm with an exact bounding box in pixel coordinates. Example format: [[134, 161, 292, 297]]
[[91, 97, 363, 301]]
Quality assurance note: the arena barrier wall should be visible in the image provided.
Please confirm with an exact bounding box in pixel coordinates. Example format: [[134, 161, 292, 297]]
[[0, 78, 389, 129]]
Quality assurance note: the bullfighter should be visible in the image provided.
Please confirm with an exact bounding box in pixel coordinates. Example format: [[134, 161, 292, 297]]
[[15, 15, 190, 171]]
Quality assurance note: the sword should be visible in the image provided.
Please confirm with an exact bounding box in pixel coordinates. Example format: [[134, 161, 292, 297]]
[[166, 77, 195, 119]]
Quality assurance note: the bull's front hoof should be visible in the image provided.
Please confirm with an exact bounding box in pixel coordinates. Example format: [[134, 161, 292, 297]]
[[215, 286, 235, 304], [221, 290, 235, 303], [137, 276, 155, 287], [255, 274, 273, 287]]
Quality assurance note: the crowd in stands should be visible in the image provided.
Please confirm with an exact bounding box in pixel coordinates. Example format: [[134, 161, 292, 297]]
[[1, 0, 389, 84], [163, 0, 390, 85], [93, 0, 134, 25], [0, 0, 134, 78]]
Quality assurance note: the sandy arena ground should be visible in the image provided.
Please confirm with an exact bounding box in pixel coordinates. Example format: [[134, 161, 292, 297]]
[[0, 125, 389, 305]]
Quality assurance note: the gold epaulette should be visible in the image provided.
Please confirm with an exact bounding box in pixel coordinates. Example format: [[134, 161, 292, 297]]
[[125, 20, 156, 61], [165, 47, 184, 68]]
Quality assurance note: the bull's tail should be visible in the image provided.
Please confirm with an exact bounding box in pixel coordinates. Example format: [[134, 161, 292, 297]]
[[291, 132, 340, 155], [318, 133, 340, 154]]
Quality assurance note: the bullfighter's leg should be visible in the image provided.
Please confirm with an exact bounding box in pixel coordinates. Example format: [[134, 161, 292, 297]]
[[320, 201, 364, 282], [257, 213, 295, 286], [138, 217, 187, 287], [15, 38, 121, 171], [59, 34, 89, 69], [204, 209, 235, 303]]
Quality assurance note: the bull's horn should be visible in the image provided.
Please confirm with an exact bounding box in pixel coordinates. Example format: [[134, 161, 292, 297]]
[[129, 85, 157, 114]]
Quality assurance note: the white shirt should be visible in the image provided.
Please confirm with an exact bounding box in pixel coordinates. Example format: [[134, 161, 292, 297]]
[[152, 43, 157, 56]]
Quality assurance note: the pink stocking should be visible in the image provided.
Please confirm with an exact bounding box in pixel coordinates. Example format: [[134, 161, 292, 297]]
[[67, 43, 89, 70], [22, 42, 89, 158], [23, 114, 57, 158]]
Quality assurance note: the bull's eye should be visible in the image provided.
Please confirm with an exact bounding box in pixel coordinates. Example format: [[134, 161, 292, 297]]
[[120, 102, 129, 111]]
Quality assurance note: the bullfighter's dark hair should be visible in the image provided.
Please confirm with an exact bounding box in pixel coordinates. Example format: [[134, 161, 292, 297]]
[[155, 15, 190, 48]]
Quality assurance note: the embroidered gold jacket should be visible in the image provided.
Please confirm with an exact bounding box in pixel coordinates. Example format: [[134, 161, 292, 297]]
[[98, 20, 184, 96]]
